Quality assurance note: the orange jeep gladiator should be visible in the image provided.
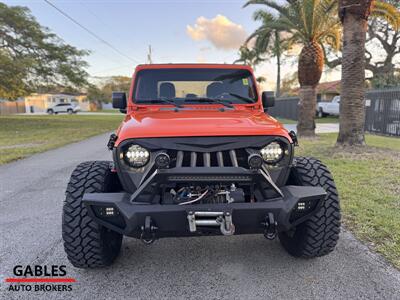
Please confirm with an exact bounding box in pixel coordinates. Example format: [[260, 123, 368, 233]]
[[62, 64, 341, 268]]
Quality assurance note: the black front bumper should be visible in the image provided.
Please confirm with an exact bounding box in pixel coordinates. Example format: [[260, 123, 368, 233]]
[[83, 185, 326, 238]]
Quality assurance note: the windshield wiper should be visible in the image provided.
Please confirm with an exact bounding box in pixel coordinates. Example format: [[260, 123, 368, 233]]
[[139, 98, 183, 108], [159, 97, 184, 108], [227, 93, 255, 103], [186, 97, 234, 108]]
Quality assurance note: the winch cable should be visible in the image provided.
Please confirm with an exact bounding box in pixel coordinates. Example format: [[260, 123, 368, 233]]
[[178, 190, 209, 205]]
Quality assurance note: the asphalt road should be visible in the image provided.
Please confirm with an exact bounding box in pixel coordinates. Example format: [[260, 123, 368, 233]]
[[1, 133, 399, 300]]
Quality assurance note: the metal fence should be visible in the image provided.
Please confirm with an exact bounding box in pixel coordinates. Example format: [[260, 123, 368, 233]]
[[365, 88, 400, 136], [268, 87, 400, 137], [268, 96, 299, 120]]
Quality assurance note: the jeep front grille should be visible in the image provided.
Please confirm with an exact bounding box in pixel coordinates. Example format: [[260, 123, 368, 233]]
[[167, 149, 248, 168]]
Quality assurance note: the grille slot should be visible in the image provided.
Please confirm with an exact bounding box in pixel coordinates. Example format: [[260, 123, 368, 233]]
[[167, 149, 245, 168]]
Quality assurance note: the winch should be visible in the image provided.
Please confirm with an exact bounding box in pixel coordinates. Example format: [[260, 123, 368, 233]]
[[187, 211, 235, 236], [170, 184, 245, 205]]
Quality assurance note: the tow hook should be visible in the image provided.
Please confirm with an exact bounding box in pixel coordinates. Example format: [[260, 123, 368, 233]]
[[217, 213, 235, 236], [263, 212, 277, 240], [140, 216, 158, 245], [187, 211, 235, 236]]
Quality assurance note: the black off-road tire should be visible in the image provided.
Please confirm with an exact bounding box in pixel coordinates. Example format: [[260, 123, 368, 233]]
[[62, 161, 122, 268], [279, 157, 341, 258]]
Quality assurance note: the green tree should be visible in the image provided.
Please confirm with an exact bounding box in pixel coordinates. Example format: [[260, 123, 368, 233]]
[[234, 45, 266, 83], [366, 1, 400, 87], [87, 76, 131, 109], [245, 10, 290, 97], [100, 76, 131, 102], [234, 45, 263, 67], [0, 3, 89, 99], [244, 0, 341, 137], [324, 1, 400, 88], [280, 72, 299, 96], [337, 0, 400, 146]]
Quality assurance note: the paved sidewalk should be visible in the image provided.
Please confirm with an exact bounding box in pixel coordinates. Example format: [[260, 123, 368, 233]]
[[284, 123, 339, 133]]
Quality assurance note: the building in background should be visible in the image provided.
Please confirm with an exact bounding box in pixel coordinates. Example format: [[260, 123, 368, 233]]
[[289, 80, 341, 102], [24, 93, 89, 113]]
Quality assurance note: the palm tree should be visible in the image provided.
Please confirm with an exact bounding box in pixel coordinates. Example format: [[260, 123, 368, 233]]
[[244, 0, 341, 137], [337, 0, 400, 146], [234, 45, 263, 67], [234, 45, 266, 83], [245, 10, 289, 97]]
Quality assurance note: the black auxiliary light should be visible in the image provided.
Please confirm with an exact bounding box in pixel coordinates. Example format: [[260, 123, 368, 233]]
[[155, 152, 171, 169]]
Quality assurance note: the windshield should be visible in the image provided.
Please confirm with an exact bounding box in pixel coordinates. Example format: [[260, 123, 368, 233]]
[[133, 68, 258, 105]]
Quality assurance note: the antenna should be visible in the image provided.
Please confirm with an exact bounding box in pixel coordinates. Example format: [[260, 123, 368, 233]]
[[147, 45, 153, 64]]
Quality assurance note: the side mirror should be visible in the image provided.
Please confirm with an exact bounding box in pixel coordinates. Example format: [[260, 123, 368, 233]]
[[262, 91, 275, 111], [112, 92, 127, 113]]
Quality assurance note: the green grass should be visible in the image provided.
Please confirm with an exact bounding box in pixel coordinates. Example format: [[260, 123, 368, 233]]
[[0, 115, 123, 164], [94, 109, 120, 113], [316, 116, 339, 123], [296, 133, 400, 268], [277, 116, 339, 124]]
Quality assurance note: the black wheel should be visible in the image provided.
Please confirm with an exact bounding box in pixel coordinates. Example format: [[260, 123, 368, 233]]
[[47, 109, 54, 115], [62, 161, 122, 268], [67, 109, 73, 114], [317, 108, 325, 118], [279, 157, 341, 258]]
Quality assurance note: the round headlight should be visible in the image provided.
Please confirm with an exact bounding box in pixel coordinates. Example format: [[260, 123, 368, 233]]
[[260, 142, 284, 163], [124, 145, 150, 167]]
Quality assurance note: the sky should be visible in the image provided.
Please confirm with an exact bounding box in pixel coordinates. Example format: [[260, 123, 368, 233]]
[[4, 0, 340, 89]]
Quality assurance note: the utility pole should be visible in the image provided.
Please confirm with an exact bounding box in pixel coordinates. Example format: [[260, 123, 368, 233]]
[[147, 45, 153, 64]]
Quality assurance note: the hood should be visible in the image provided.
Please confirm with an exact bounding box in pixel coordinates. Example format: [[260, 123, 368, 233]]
[[115, 109, 291, 145]]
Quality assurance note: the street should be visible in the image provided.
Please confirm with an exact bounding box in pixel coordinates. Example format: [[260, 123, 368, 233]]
[[0, 132, 399, 300]]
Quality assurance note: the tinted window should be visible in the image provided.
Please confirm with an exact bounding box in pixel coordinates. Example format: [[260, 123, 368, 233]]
[[133, 68, 258, 104]]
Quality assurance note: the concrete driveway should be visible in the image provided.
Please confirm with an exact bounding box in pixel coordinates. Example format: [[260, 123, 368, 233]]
[[0, 133, 399, 300], [284, 123, 339, 134]]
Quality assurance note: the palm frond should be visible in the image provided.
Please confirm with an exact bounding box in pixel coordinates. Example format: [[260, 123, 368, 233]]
[[244, 0, 292, 20], [244, 0, 342, 60], [253, 9, 274, 22], [372, 1, 400, 31], [322, 27, 342, 51]]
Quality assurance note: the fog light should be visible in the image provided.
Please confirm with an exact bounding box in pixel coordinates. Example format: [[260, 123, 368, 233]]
[[297, 202, 306, 210], [105, 207, 115, 216], [155, 153, 170, 169], [248, 153, 263, 169]]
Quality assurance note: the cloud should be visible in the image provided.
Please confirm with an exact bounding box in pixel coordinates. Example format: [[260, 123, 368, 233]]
[[187, 15, 247, 50]]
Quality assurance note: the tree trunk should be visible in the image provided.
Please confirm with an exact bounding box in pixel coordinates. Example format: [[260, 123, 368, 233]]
[[275, 31, 281, 97], [297, 86, 317, 137], [276, 53, 281, 98], [89, 100, 102, 112], [337, 13, 368, 146], [296, 41, 324, 137]]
